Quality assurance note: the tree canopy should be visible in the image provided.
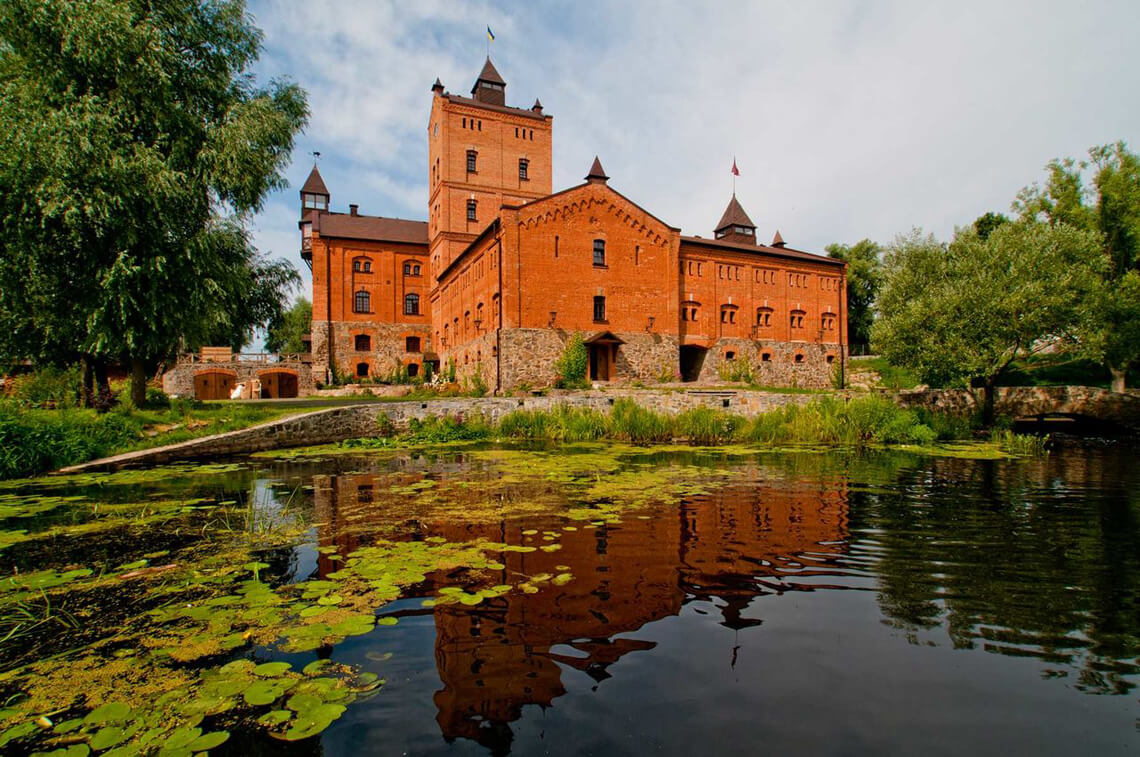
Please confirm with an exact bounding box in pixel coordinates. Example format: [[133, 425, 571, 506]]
[[872, 222, 1103, 423], [1015, 142, 1140, 389], [825, 239, 882, 351], [0, 0, 307, 405], [265, 298, 312, 355]]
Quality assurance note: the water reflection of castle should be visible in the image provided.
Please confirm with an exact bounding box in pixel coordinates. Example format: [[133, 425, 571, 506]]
[[311, 463, 849, 751]]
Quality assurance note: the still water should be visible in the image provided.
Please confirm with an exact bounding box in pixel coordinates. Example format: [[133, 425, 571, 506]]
[[2, 443, 1138, 755]]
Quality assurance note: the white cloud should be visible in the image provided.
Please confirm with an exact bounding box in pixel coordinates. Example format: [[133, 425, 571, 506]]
[[246, 0, 1140, 271]]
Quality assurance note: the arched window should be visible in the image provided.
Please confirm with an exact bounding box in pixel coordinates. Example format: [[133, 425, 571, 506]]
[[403, 262, 412, 275], [354, 290, 370, 313], [794, 353, 805, 364], [356, 362, 369, 378], [363, 260, 371, 272], [407, 363, 420, 377], [476, 302, 484, 328], [761, 352, 772, 362], [756, 307, 773, 327], [353, 260, 361, 272], [790, 309, 805, 329], [354, 334, 371, 351], [720, 305, 737, 324], [404, 293, 420, 315]]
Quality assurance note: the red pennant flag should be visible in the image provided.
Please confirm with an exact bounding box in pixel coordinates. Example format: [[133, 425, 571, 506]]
[[731, 158, 740, 176]]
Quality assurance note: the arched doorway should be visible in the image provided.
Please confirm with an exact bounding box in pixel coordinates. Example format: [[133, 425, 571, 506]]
[[259, 370, 299, 399], [193, 370, 236, 400], [679, 346, 707, 382], [584, 331, 625, 382]]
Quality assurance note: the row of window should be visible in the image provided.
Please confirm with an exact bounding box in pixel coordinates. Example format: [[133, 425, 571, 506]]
[[461, 117, 482, 131], [726, 352, 835, 365], [353, 291, 421, 316], [682, 261, 840, 292], [513, 126, 535, 140], [355, 362, 422, 379], [680, 303, 838, 331], [464, 150, 530, 181], [352, 335, 421, 353], [440, 299, 498, 346], [351, 259, 422, 276]]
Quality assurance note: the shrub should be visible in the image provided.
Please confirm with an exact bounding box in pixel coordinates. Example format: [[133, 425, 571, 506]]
[[7, 366, 84, 408], [991, 428, 1049, 456], [675, 407, 744, 445], [555, 333, 589, 389], [0, 402, 140, 479], [609, 399, 673, 443], [717, 359, 755, 385]]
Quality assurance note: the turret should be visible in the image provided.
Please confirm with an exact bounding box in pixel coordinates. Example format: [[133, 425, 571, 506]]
[[471, 57, 506, 105], [714, 194, 757, 245]]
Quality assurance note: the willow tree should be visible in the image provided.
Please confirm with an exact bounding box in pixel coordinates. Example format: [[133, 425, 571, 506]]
[[0, 0, 307, 406], [872, 223, 1102, 425]]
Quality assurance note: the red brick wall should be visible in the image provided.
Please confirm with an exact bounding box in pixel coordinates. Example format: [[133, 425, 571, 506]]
[[310, 233, 429, 327]]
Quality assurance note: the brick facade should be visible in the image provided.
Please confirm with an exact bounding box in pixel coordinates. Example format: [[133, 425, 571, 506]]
[[302, 57, 847, 393]]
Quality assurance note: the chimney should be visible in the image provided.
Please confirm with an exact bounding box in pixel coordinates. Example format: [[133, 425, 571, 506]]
[[349, 204, 359, 216]]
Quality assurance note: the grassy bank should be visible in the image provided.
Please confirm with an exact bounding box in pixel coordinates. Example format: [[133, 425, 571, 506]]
[[343, 396, 1039, 454], [0, 401, 295, 480]]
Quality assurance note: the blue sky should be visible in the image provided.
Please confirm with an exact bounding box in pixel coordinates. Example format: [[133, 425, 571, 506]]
[[244, 0, 1140, 302]]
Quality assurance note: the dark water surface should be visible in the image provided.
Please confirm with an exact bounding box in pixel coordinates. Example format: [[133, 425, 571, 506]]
[[3, 443, 1139, 755]]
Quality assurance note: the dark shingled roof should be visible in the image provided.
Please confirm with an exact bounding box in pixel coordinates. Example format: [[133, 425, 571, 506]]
[[301, 164, 329, 196], [313, 212, 428, 245], [586, 156, 608, 181], [680, 235, 844, 267], [442, 93, 548, 120], [715, 194, 755, 231], [475, 57, 506, 86]]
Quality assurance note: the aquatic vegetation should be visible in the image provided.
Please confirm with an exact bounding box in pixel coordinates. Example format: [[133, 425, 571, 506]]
[[991, 428, 1050, 456]]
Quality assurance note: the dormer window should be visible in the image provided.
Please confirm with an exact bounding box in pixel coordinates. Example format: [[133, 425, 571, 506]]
[[736, 226, 753, 235], [302, 192, 327, 211]]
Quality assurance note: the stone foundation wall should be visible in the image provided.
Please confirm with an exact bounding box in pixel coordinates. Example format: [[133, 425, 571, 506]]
[[311, 320, 432, 385], [696, 339, 843, 389], [162, 361, 315, 398], [495, 328, 679, 391]]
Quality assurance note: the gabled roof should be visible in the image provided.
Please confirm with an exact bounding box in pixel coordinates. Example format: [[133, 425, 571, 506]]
[[312, 212, 428, 246], [301, 164, 329, 196], [474, 57, 505, 86], [715, 194, 755, 231], [680, 235, 844, 267]]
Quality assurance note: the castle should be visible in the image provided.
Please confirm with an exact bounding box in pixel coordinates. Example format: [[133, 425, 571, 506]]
[[300, 58, 847, 392]]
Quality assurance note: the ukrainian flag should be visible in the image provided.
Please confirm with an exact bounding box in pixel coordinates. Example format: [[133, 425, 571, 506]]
[[487, 26, 495, 42]]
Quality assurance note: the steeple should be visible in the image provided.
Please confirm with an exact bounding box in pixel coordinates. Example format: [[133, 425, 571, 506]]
[[771, 230, 785, 248], [471, 57, 506, 105], [714, 193, 757, 245], [300, 163, 329, 215], [585, 156, 609, 184]]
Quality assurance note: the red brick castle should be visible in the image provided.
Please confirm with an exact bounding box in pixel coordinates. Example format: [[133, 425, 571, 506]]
[[300, 58, 846, 391]]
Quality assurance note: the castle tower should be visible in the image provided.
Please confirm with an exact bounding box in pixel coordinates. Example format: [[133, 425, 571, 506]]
[[298, 163, 329, 270], [427, 58, 553, 280], [713, 194, 757, 245]]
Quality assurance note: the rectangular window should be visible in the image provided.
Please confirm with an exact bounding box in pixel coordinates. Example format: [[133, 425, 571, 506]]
[[593, 239, 606, 266], [593, 296, 606, 322], [519, 158, 529, 180], [466, 150, 477, 172], [467, 199, 477, 221]]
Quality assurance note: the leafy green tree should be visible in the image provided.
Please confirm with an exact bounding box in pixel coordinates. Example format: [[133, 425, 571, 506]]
[[825, 239, 882, 352], [0, 0, 307, 406], [973, 212, 1009, 241], [872, 223, 1102, 425], [265, 298, 313, 354], [1015, 142, 1140, 390], [555, 333, 589, 389]]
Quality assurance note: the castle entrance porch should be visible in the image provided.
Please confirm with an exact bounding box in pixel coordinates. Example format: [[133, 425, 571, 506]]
[[585, 331, 624, 382]]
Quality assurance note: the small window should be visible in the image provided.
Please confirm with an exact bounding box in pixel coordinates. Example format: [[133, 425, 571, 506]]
[[790, 309, 805, 329], [467, 199, 477, 221], [406, 336, 421, 353], [466, 150, 477, 172], [403, 262, 412, 275], [826, 354, 835, 365], [356, 362, 369, 378], [414, 264, 420, 275], [635, 245, 641, 266], [407, 363, 420, 377], [519, 158, 529, 180], [757, 307, 773, 327], [462, 117, 467, 128], [354, 334, 371, 351], [593, 239, 606, 266], [593, 296, 606, 322], [354, 290, 370, 313], [720, 306, 737, 324], [725, 351, 736, 361], [794, 354, 805, 364], [363, 261, 371, 273], [404, 293, 420, 315], [353, 260, 361, 272], [761, 352, 772, 362], [529, 129, 534, 140]]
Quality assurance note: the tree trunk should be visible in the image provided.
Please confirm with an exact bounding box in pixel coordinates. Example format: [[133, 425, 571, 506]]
[[982, 379, 996, 428], [130, 357, 147, 408], [93, 359, 114, 413], [1109, 365, 1126, 393], [80, 357, 95, 409]]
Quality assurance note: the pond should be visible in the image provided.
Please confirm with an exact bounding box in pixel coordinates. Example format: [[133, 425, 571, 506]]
[[1, 442, 1138, 755]]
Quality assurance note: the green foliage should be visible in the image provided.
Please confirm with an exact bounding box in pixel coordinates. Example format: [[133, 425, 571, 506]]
[[849, 357, 921, 389], [717, 358, 755, 384], [741, 396, 937, 446], [990, 428, 1049, 457], [674, 407, 745, 445], [0, 0, 307, 401], [498, 405, 609, 442], [464, 368, 489, 397], [555, 333, 589, 389], [265, 299, 312, 354], [973, 212, 1009, 241], [872, 223, 1103, 392], [1015, 141, 1140, 387], [826, 239, 883, 350], [4, 366, 83, 408], [608, 399, 674, 443]]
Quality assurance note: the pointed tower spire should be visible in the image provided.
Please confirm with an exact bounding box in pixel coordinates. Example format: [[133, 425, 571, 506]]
[[300, 163, 329, 217], [431, 77, 444, 94], [714, 194, 757, 245], [471, 57, 506, 105], [771, 230, 785, 248], [585, 156, 608, 184], [532, 98, 544, 113]]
